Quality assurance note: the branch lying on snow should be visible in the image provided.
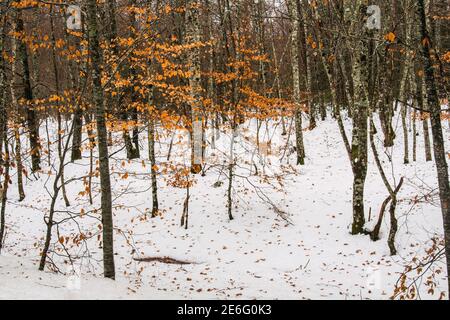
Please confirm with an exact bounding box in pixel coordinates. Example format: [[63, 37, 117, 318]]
[[132, 256, 197, 265]]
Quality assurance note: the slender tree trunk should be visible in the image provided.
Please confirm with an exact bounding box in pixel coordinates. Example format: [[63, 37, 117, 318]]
[[87, 0, 115, 280], [0, 5, 6, 165], [227, 127, 235, 221], [0, 135, 9, 253], [186, 1, 204, 174], [399, 11, 413, 164], [412, 109, 417, 162], [181, 183, 190, 229], [14, 129, 25, 201], [147, 86, 159, 218], [417, 0, 450, 295], [423, 77, 433, 162], [422, 112, 432, 161], [0, 6, 8, 250], [9, 20, 25, 202], [85, 113, 95, 205], [68, 10, 86, 162], [49, 6, 70, 207], [416, 73, 433, 161], [377, 55, 396, 148], [269, 17, 286, 135], [71, 107, 83, 161], [401, 101, 409, 164], [287, 0, 305, 165], [107, 0, 137, 159], [129, 0, 140, 159], [298, 0, 315, 130], [39, 123, 74, 271], [148, 119, 158, 217], [16, 12, 41, 172], [70, 40, 86, 162]]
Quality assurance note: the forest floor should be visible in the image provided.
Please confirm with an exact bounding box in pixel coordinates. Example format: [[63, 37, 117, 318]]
[[0, 111, 448, 300]]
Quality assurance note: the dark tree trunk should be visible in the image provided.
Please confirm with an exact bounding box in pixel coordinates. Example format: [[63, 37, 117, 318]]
[[0, 7, 8, 250], [418, 0, 450, 296], [87, 0, 115, 280], [0, 6, 5, 165], [107, 0, 138, 160], [16, 13, 41, 172], [148, 115, 159, 218], [0, 134, 9, 253], [71, 107, 83, 161]]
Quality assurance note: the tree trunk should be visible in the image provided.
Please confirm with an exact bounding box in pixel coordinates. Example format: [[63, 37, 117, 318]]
[[422, 112, 432, 161], [0, 135, 9, 253], [416, 73, 433, 161], [16, 13, 41, 172], [39, 122, 74, 271], [186, 1, 204, 174], [69, 11, 86, 162], [0, 6, 6, 165], [49, 6, 70, 207], [71, 107, 83, 161], [412, 109, 417, 162], [399, 10, 413, 164], [9, 18, 25, 202], [147, 85, 159, 218], [298, 0, 315, 130], [349, 3, 370, 235], [87, 0, 115, 280], [287, 0, 305, 165], [0, 6, 8, 250], [417, 0, 450, 295], [107, 0, 137, 159]]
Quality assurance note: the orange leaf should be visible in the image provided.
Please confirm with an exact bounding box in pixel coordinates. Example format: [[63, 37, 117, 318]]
[[384, 32, 396, 43]]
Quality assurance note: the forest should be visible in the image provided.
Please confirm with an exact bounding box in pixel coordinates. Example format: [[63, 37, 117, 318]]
[[0, 0, 449, 300]]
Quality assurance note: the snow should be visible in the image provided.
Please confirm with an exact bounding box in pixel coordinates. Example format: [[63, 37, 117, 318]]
[[0, 111, 448, 300], [0, 255, 168, 300]]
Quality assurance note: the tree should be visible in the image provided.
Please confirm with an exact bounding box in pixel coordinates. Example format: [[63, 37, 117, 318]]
[[186, 0, 204, 174], [16, 10, 41, 173], [348, 1, 370, 235], [417, 0, 450, 294], [86, 0, 115, 280], [287, 0, 306, 166]]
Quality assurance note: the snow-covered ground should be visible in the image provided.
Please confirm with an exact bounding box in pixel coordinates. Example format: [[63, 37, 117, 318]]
[[0, 112, 448, 300]]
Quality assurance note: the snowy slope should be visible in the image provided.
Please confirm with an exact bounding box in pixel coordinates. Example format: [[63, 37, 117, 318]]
[[0, 255, 174, 300], [0, 112, 448, 300]]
